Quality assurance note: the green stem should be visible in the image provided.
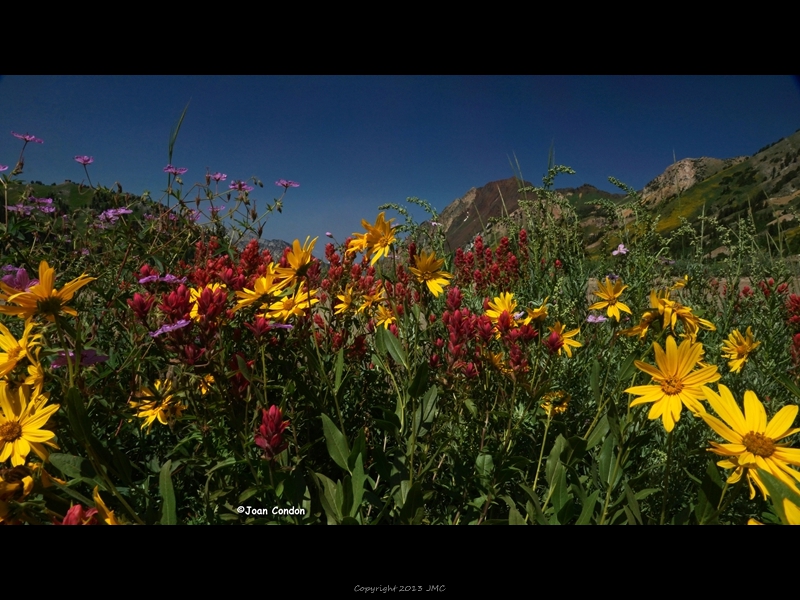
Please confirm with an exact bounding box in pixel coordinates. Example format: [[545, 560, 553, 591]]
[[659, 430, 675, 525], [531, 414, 552, 494]]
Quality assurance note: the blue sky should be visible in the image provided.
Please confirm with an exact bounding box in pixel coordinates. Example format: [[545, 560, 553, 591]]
[[2, 75, 799, 255]]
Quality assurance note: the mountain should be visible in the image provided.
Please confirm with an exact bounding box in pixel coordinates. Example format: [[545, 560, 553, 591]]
[[438, 128, 800, 257], [439, 177, 624, 252]]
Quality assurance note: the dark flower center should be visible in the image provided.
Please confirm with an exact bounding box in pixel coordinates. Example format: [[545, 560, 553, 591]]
[[661, 376, 684, 395], [742, 432, 776, 457], [37, 297, 64, 316], [0, 421, 22, 443]]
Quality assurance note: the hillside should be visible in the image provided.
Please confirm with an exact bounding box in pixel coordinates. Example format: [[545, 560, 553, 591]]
[[438, 128, 800, 258]]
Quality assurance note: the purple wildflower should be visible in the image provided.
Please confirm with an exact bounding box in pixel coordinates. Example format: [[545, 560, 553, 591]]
[[189, 209, 200, 222], [1, 267, 38, 291], [164, 164, 188, 176], [612, 244, 628, 256], [326, 231, 333, 238], [210, 206, 225, 216], [98, 207, 133, 224], [275, 179, 299, 188], [586, 314, 608, 323], [38, 205, 56, 214], [160, 274, 187, 285], [229, 180, 254, 193], [430, 221, 442, 227], [7, 204, 33, 215], [81, 248, 90, 256], [31, 196, 53, 205], [74, 156, 94, 165], [0, 165, 8, 172], [149, 319, 191, 338], [52, 349, 109, 369], [11, 131, 43, 144], [210, 172, 227, 182], [606, 273, 620, 282], [658, 256, 676, 265]]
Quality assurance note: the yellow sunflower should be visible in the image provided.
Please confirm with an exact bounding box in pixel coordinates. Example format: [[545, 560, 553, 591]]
[[625, 335, 720, 432], [361, 212, 397, 265], [375, 304, 396, 329], [0, 321, 40, 379], [232, 263, 287, 313], [0, 384, 59, 466], [358, 287, 385, 315], [619, 308, 659, 340], [721, 327, 760, 373], [334, 285, 356, 315], [265, 287, 318, 322], [701, 385, 800, 500], [650, 289, 715, 339], [346, 232, 368, 256], [522, 297, 549, 326], [276, 237, 318, 288], [541, 391, 571, 418], [129, 379, 185, 433], [0, 261, 95, 322], [409, 250, 452, 297], [589, 277, 632, 321]]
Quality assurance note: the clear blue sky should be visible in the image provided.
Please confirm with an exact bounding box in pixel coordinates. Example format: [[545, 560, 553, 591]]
[[2, 75, 799, 255]]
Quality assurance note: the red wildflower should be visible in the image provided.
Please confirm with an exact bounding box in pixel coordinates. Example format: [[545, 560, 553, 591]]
[[254, 405, 290, 461]]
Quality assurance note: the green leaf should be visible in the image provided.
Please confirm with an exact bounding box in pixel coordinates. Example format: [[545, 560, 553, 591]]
[[545, 434, 567, 485], [775, 374, 800, 402], [66, 387, 92, 447], [407, 363, 430, 399], [398, 481, 425, 524], [313, 472, 342, 525], [590, 359, 601, 404], [475, 453, 494, 483], [378, 326, 408, 370], [620, 349, 639, 381], [49, 453, 96, 480], [758, 469, 800, 524], [238, 487, 260, 504], [350, 454, 366, 518], [321, 413, 351, 473], [519, 484, 547, 525], [334, 348, 344, 395], [348, 428, 366, 473], [576, 490, 600, 525], [586, 415, 610, 450], [623, 481, 642, 525], [549, 463, 569, 515], [463, 398, 477, 418], [694, 459, 724, 525], [159, 460, 177, 525], [501, 495, 526, 525], [414, 384, 439, 436], [598, 434, 615, 487]]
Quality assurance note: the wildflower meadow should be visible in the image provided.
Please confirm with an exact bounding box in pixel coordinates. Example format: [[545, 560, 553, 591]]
[[3, 127, 800, 526]]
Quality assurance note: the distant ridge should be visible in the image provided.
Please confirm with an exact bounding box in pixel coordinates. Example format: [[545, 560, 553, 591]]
[[438, 127, 800, 257]]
